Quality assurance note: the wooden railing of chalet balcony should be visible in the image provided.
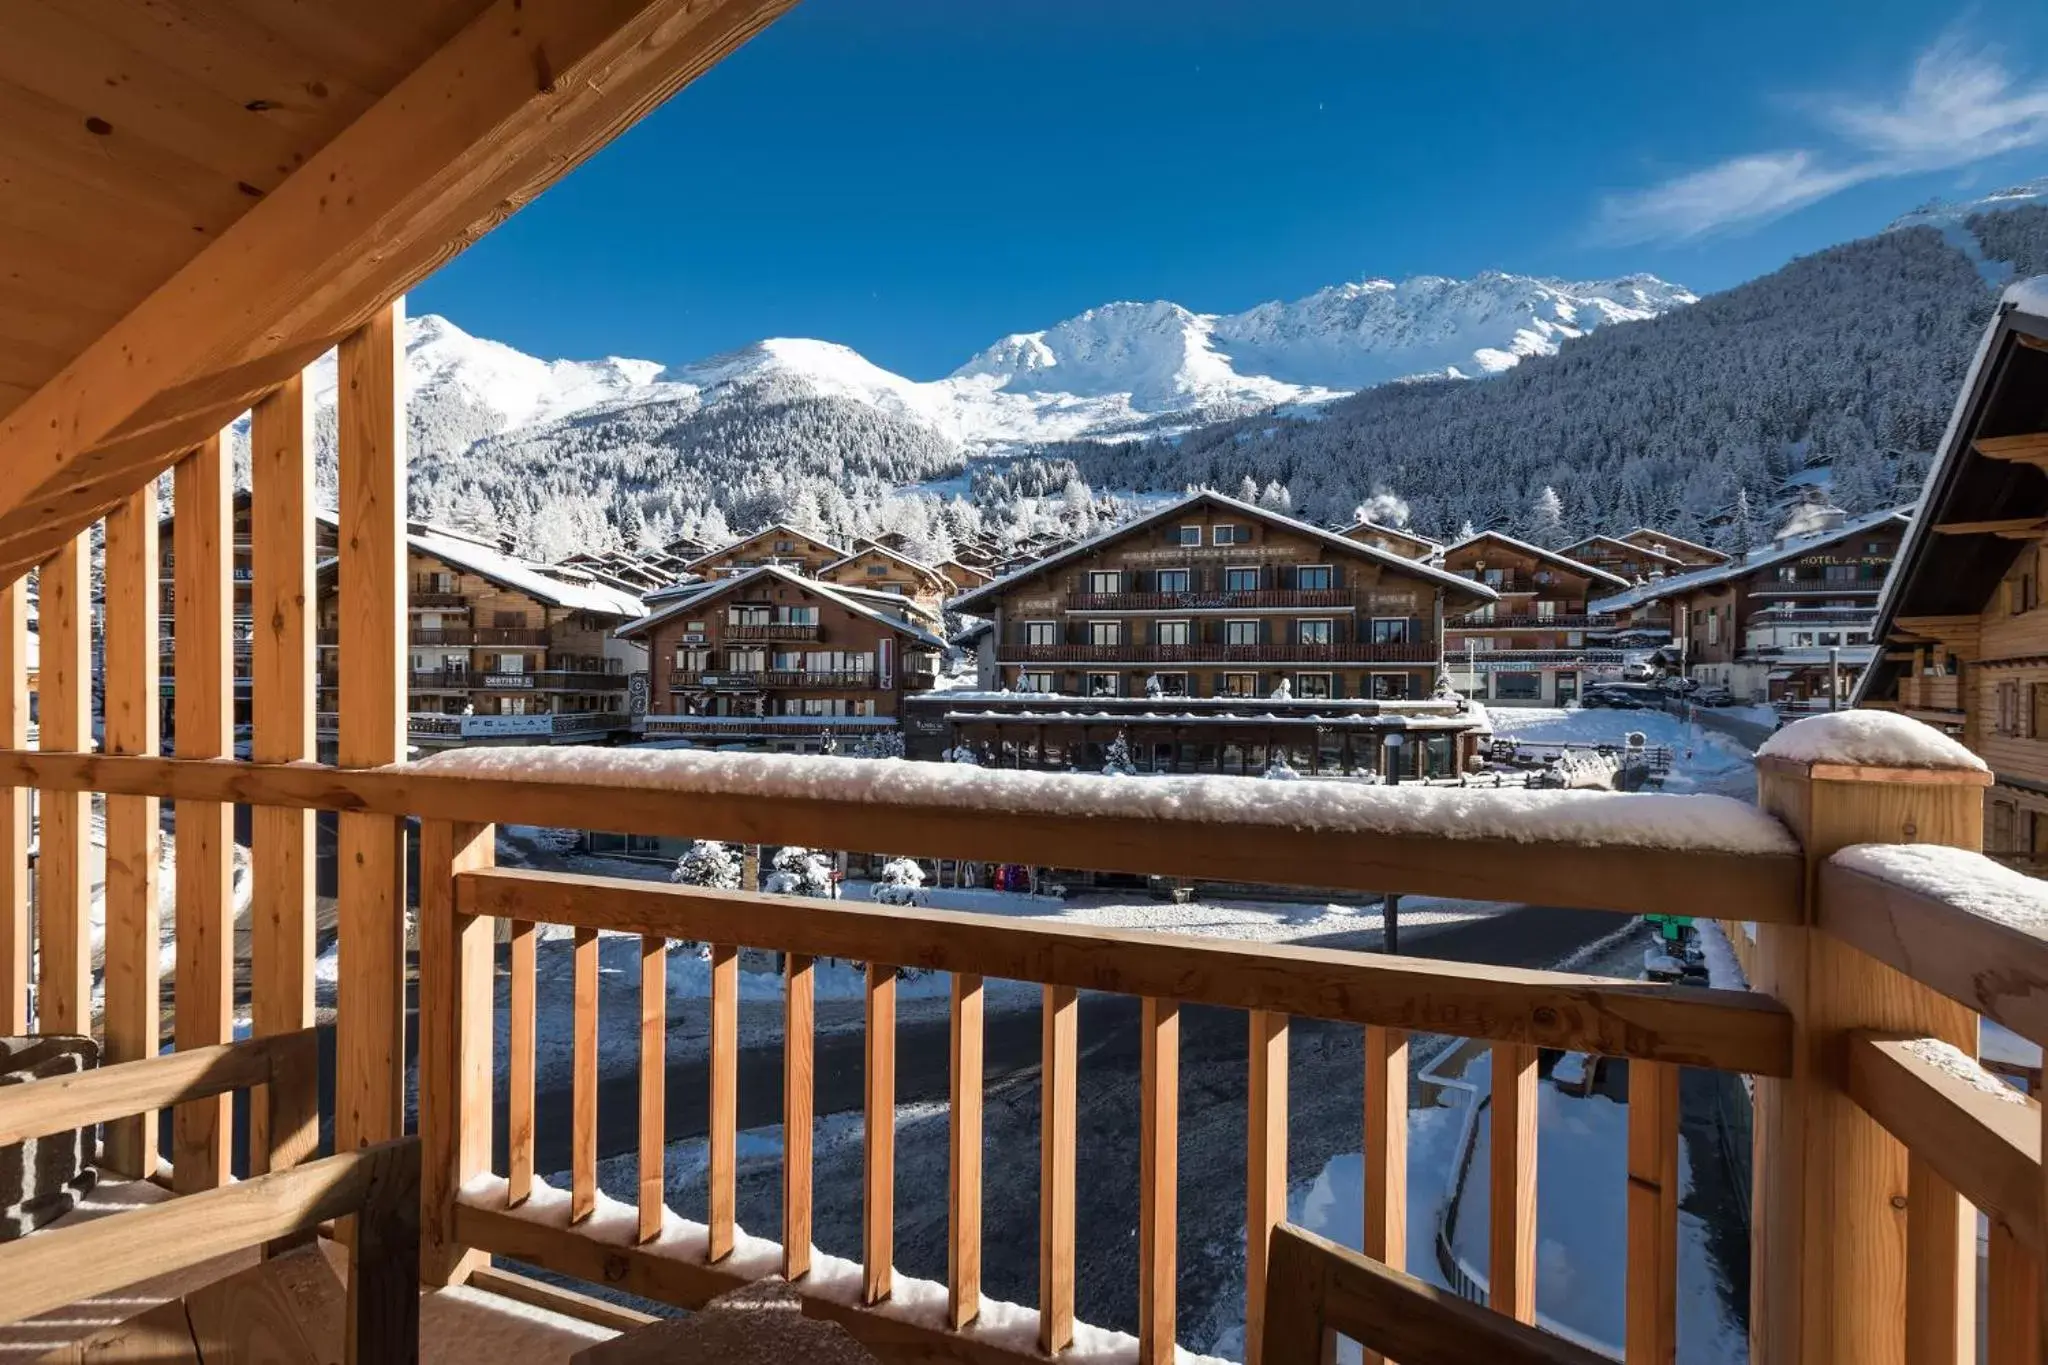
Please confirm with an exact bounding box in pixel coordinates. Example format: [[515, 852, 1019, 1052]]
[[1002, 640, 1437, 664]]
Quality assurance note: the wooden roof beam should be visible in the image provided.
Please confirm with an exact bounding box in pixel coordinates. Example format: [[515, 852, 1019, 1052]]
[[1931, 518, 2048, 536], [0, 0, 794, 581], [1974, 433, 2048, 465]]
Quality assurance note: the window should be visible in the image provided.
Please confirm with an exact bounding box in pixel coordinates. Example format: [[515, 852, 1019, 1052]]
[[1152, 672, 1190, 697], [1370, 618, 1411, 645], [1707, 614, 1721, 645], [1777, 567, 1798, 583], [493, 610, 527, 628], [867, 564, 889, 576], [1213, 524, 1250, 545], [1482, 568, 1505, 587], [1087, 570, 1122, 594], [1175, 526, 1201, 546], [1224, 619, 1259, 646], [1085, 672, 1120, 697], [730, 605, 772, 625], [1156, 568, 1191, 594], [1024, 621, 1059, 647], [1464, 637, 1494, 652], [676, 648, 709, 672], [774, 539, 794, 553], [1297, 619, 1333, 645], [1224, 567, 1260, 592], [1088, 620, 1123, 647], [1370, 673, 1411, 701], [1155, 619, 1191, 646], [1223, 672, 1259, 697], [1296, 564, 1333, 591], [2033, 683, 2048, 738], [1536, 599, 1556, 622], [1495, 672, 1542, 700], [1294, 673, 1332, 698], [1998, 680, 2023, 736], [496, 654, 525, 674], [1017, 671, 1056, 694], [2012, 571, 2039, 614], [727, 649, 766, 673]]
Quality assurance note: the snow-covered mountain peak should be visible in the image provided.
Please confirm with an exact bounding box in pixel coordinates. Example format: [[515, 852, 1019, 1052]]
[[1888, 176, 2048, 232]]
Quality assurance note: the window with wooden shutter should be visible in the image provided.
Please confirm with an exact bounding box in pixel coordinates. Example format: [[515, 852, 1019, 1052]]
[[1992, 800, 2017, 854], [2033, 682, 2048, 739]]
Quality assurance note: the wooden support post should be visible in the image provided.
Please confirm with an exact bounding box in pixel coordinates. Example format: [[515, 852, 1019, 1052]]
[[641, 936, 667, 1247], [507, 920, 537, 1207], [101, 486, 160, 1178], [1489, 1042, 1538, 1324], [418, 820, 495, 1286], [336, 300, 408, 1155], [864, 963, 898, 1305], [1040, 982, 1078, 1356], [1625, 1060, 1680, 1365], [571, 927, 598, 1225], [1363, 1024, 1408, 1365], [784, 952, 815, 1282], [172, 436, 233, 1193], [1905, 1155, 1972, 1365], [708, 942, 737, 1260], [949, 972, 985, 1330], [1751, 748, 1988, 1365], [36, 532, 91, 1035], [1245, 1009, 1287, 1365], [0, 578, 24, 1036], [1140, 996, 1180, 1365], [1986, 1223, 2040, 1365], [249, 375, 317, 1178]]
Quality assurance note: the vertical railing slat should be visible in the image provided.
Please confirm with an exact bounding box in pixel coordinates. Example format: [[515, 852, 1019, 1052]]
[[1489, 1042, 1538, 1323], [1625, 1060, 1679, 1365], [1363, 1024, 1408, 1365], [0, 578, 25, 1036], [336, 299, 408, 1155], [36, 532, 91, 1036], [249, 375, 317, 1178], [708, 942, 737, 1259], [101, 485, 160, 1179], [949, 972, 985, 1330], [864, 962, 898, 1304], [1140, 996, 1180, 1365], [172, 438, 233, 1192], [571, 925, 599, 1224], [507, 919, 537, 1206], [1245, 1009, 1287, 1365], [1904, 1153, 1972, 1365], [1040, 982, 1078, 1355], [783, 952, 815, 1281], [640, 934, 667, 1245], [1986, 1222, 2040, 1365], [418, 819, 496, 1285]]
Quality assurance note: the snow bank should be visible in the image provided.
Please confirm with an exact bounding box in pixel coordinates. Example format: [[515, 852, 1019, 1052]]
[[1831, 844, 2048, 937], [421, 747, 1795, 855], [1757, 711, 1986, 772]]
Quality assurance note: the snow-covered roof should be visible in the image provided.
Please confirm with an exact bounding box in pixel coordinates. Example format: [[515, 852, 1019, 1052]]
[[684, 522, 843, 571], [403, 524, 644, 617], [1443, 530, 1632, 591], [1618, 527, 1730, 563], [2006, 274, 2048, 316], [1340, 519, 1443, 551], [615, 564, 946, 651], [1558, 533, 1687, 570], [1592, 507, 1911, 615], [823, 540, 950, 584], [947, 489, 1498, 612]]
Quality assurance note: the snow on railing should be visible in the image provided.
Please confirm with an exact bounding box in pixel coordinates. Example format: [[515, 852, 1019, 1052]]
[[1757, 709, 1987, 772], [420, 745, 1796, 855]]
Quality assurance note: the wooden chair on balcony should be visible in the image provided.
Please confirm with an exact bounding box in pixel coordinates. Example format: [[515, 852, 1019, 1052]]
[[0, 1029, 419, 1363]]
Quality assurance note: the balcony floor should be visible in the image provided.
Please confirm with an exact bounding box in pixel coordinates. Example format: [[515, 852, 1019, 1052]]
[[0, 1178, 617, 1364]]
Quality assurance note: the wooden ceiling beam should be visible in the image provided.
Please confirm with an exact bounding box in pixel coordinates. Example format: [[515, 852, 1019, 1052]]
[[1974, 433, 2048, 464], [1931, 518, 2048, 536], [0, 0, 794, 581]]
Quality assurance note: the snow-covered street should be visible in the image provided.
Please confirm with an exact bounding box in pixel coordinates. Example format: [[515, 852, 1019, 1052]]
[[1487, 704, 1760, 799]]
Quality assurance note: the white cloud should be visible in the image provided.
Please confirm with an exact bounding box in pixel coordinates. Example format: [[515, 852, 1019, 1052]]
[[1597, 34, 2048, 243]]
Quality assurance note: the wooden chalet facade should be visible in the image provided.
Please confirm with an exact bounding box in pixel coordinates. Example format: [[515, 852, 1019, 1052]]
[[315, 523, 645, 751], [7, 7, 2048, 1365], [1618, 527, 1730, 568], [1860, 285, 2048, 859], [1440, 532, 1631, 705], [1558, 533, 1690, 585], [1595, 507, 1907, 704], [621, 565, 942, 751], [684, 523, 844, 578], [817, 541, 951, 623]]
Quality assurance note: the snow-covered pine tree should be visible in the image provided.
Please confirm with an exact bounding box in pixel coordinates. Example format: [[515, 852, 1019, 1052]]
[[764, 846, 834, 898], [1101, 730, 1137, 776], [1528, 486, 1565, 547], [671, 839, 743, 891]]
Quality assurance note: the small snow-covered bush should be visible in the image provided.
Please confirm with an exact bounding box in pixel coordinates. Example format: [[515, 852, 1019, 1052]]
[[878, 857, 926, 888], [765, 845, 834, 898], [945, 744, 980, 765], [1269, 679, 1293, 700], [1263, 755, 1300, 780], [672, 839, 743, 890], [851, 731, 906, 760]]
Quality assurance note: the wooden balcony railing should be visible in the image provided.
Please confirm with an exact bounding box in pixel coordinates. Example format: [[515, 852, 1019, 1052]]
[[1454, 613, 1615, 629], [1066, 588, 1350, 612], [1897, 675, 1962, 712], [1000, 640, 1436, 664], [672, 670, 877, 690], [724, 621, 822, 641]]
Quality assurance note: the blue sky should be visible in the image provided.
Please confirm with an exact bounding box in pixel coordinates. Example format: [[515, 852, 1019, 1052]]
[[415, 1, 2048, 378]]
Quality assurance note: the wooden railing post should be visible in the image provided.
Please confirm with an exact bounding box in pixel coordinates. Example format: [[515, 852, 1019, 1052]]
[[36, 532, 91, 1036], [418, 819, 495, 1286], [0, 578, 24, 1036], [1751, 745, 1989, 1365], [337, 299, 408, 1155]]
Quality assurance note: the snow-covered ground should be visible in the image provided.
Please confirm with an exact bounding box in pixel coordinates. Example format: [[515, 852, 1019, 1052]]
[[1486, 706, 1758, 800]]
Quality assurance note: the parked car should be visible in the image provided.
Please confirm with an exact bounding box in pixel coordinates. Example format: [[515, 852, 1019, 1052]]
[[1621, 660, 1657, 682], [1660, 676, 1699, 695], [1693, 686, 1736, 707], [1582, 683, 1664, 709]]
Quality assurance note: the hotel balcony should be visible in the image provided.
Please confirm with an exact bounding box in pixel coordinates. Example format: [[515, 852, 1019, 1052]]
[[673, 669, 878, 690], [724, 621, 823, 642], [999, 639, 1437, 664], [1066, 588, 1351, 612]]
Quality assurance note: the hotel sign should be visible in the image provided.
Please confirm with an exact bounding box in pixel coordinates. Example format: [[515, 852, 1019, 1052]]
[[482, 673, 534, 689]]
